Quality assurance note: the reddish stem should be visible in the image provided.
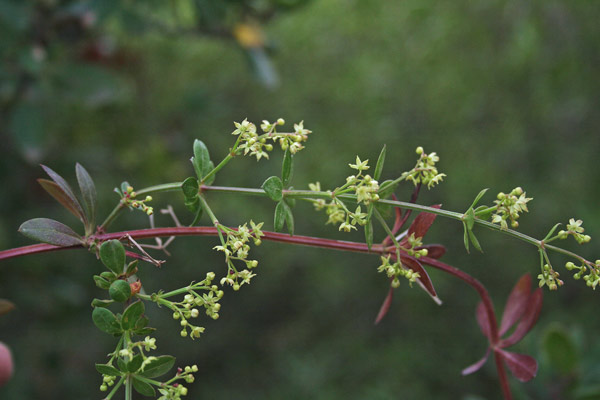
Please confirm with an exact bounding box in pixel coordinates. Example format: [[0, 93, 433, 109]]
[[0, 226, 512, 398]]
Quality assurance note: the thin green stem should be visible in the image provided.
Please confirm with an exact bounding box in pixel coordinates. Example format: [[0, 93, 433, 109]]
[[198, 195, 226, 246], [95, 183, 591, 266]]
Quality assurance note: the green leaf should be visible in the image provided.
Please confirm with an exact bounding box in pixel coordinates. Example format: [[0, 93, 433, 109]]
[[284, 200, 295, 236], [122, 301, 145, 330], [127, 355, 143, 373], [95, 364, 122, 377], [544, 223, 562, 241], [18, 218, 83, 246], [92, 307, 122, 335], [543, 326, 578, 374], [474, 205, 494, 221], [135, 315, 149, 330], [132, 376, 156, 397], [140, 355, 175, 378], [365, 220, 374, 251], [192, 139, 211, 179], [109, 280, 131, 303], [374, 145, 386, 181], [262, 176, 283, 202], [181, 177, 199, 199], [470, 188, 489, 209], [184, 196, 201, 215], [75, 163, 97, 231], [40, 165, 86, 224], [126, 260, 139, 277], [204, 160, 216, 186], [465, 207, 476, 230], [274, 200, 286, 232], [188, 200, 203, 226], [133, 327, 156, 336], [281, 148, 293, 186], [468, 228, 483, 253], [99, 240, 126, 274], [93, 275, 111, 290], [91, 298, 114, 308], [378, 180, 398, 199]]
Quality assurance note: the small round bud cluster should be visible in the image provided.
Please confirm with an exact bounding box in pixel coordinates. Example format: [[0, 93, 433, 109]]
[[401, 147, 446, 189], [537, 264, 563, 291], [100, 374, 116, 391], [119, 185, 154, 216], [158, 382, 189, 399], [491, 187, 532, 230], [405, 233, 428, 258], [377, 255, 421, 288]]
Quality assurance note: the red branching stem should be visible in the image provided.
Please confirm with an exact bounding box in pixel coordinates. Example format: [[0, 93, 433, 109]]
[[494, 350, 513, 400], [421, 256, 511, 399], [0, 227, 512, 398], [0, 227, 384, 262]]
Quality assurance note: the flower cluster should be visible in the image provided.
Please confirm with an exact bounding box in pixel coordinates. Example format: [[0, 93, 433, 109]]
[[116, 183, 154, 216], [231, 118, 312, 160], [214, 221, 264, 290], [491, 187, 532, 230], [403, 233, 429, 258], [156, 275, 223, 339], [558, 218, 591, 244], [377, 255, 421, 288], [348, 156, 380, 205], [401, 147, 446, 189], [157, 365, 198, 400], [537, 263, 563, 291], [566, 260, 600, 289], [307, 183, 368, 232]]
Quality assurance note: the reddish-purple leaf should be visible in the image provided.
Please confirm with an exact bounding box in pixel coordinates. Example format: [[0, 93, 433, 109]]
[[461, 348, 490, 376], [38, 179, 85, 222], [499, 274, 532, 336], [403, 205, 441, 244], [40, 165, 86, 224], [417, 244, 446, 259], [500, 288, 543, 348], [374, 285, 394, 325], [476, 301, 493, 340], [401, 256, 438, 299], [497, 349, 538, 382]]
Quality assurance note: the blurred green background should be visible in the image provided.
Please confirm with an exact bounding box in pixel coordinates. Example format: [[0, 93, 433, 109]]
[[1, 0, 599, 398]]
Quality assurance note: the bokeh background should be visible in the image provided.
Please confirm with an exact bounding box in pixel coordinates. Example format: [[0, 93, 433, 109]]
[[1, 0, 599, 399]]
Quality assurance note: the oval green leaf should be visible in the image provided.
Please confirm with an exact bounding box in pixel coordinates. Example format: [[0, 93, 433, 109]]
[[281, 148, 293, 186], [100, 240, 126, 274], [18, 218, 83, 246], [122, 301, 145, 330], [133, 376, 156, 397], [95, 363, 122, 377], [262, 176, 283, 202], [140, 355, 175, 378], [92, 307, 122, 335], [181, 177, 199, 199], [109, 280, 131, 303]]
